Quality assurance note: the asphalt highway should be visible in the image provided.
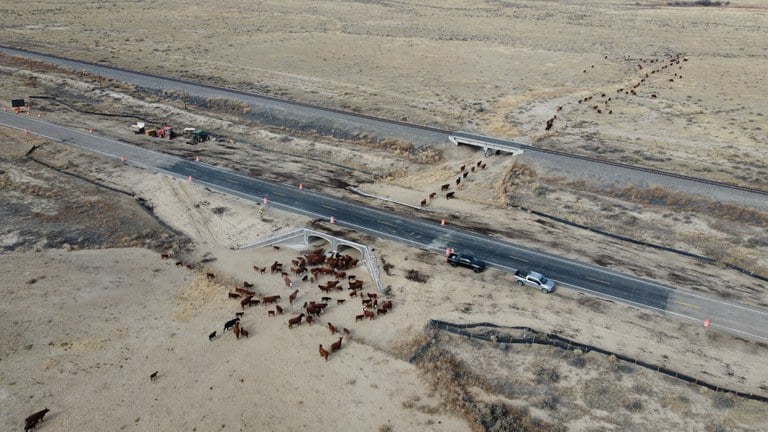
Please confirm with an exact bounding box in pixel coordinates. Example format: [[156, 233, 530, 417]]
[[2, 45, 766, 213], [3, 111, 767, 342]]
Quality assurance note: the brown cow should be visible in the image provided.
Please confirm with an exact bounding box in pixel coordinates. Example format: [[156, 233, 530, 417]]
[[273, 245, 281, 251], [160, 253, 171, 259], [243, 281, 254, 289], [343, 328, 351, 337], [283, 275, 292, 288], [377, 307, 387, 315], [233, 322, 241, 339], [330, 337, 343, 353], [328, 322, 337, 335], [337, 299, 346, 305], [262, 295, 281, 305], [440, 183, 450, 191], [185, 264, 195, 270], [429, 192, 436, 200], [319, 344, 329, 362], [420, 199, 427, 207], [288, 313, 305, 328], [206, 272, 216, 280], [349, 280, 363, 290], [349, 290, 357, 298], [355, 314, 365, 322], [305, 315, 314, 325], [460, 164, 466, 172], [241, 296, 254, 309], [276, 305, 283, 314], [289, 289, 299, 304], [381, 300, 393, 310], [228, 292, 241, 299], [240, 328, 249, 338], [268, 310, 276, 317], [363, 309, 375, 320]]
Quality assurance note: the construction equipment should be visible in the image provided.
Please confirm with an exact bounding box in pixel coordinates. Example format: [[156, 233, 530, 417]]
[[186, 129, 211, 145], [130, 122, 145, 134], [155, 126, 174, 140], [11, 99, 27, 114]]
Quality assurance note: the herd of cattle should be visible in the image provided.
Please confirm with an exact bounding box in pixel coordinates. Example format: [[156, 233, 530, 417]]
[[201, 246, 393, 363], [19, 246, 388, 430], [420, 159, 488, 207], [545, 53, 689, 131]]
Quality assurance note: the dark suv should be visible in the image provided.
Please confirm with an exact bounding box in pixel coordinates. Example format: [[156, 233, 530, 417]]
[[447, 252, 486, 273]]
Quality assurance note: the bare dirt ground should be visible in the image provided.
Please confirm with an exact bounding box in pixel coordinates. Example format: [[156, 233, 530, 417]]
[[1, 131, 767, 431], [1, 1, 768, 431]]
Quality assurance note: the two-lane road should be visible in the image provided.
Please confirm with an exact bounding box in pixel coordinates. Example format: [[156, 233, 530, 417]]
[[4, 111, 767, 342]]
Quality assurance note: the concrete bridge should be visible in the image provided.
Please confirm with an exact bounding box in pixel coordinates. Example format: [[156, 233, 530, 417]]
[[238, 227, 384, 292], [449, 132, 524, 156]]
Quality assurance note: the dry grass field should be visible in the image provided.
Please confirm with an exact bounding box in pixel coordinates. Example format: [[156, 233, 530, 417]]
[[1, 1, 768, 431]]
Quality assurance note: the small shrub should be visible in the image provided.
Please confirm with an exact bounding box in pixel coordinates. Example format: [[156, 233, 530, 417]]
[[625, 399, 643, 413], [535, 367, 560, 384], [712, 393, 734, 409], [569, 354, 586, 368], [540, 391, 560, 410]]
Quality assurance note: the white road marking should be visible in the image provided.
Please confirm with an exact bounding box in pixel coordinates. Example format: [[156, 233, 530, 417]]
[[586, 276, 610, 285]]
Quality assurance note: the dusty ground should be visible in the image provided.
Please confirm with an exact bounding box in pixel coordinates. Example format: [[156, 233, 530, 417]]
[[1, 1, 768, 430], [1, 132, 767, 431], [2, 0, 767, 186]]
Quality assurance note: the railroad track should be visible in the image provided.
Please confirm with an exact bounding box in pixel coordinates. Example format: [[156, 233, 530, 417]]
[[2, 44, 766, 197]]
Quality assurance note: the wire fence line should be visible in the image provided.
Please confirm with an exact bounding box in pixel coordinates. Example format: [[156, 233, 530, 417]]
[[427, 320, 768, 403], [514, 206, 767, 283]]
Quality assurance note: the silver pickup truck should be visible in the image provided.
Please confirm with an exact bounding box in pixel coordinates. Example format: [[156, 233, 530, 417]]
[[514, 270, 556, 293]]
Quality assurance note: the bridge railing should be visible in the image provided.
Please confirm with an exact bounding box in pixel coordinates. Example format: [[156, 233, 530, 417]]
[[237, 227, 305, 250], [238, 227, 385, 292]]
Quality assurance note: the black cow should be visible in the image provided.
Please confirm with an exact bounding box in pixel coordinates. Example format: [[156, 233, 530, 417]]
[[446, 192, 455, 199], [223, 318, 240, 332], [25, 408, 49, 431], [208, 331, 217, 341]]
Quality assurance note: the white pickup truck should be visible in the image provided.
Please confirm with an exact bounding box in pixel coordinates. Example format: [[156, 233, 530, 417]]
[[513, 270, 556, 293]]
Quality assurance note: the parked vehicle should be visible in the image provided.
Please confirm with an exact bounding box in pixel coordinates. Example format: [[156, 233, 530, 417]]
[[447, 252, 486, 273], [514, 270, 555, 293]]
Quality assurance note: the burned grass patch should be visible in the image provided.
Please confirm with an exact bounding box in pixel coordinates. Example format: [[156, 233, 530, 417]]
[[405, 269, 430, 283], [380, 255, 395, 276]]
